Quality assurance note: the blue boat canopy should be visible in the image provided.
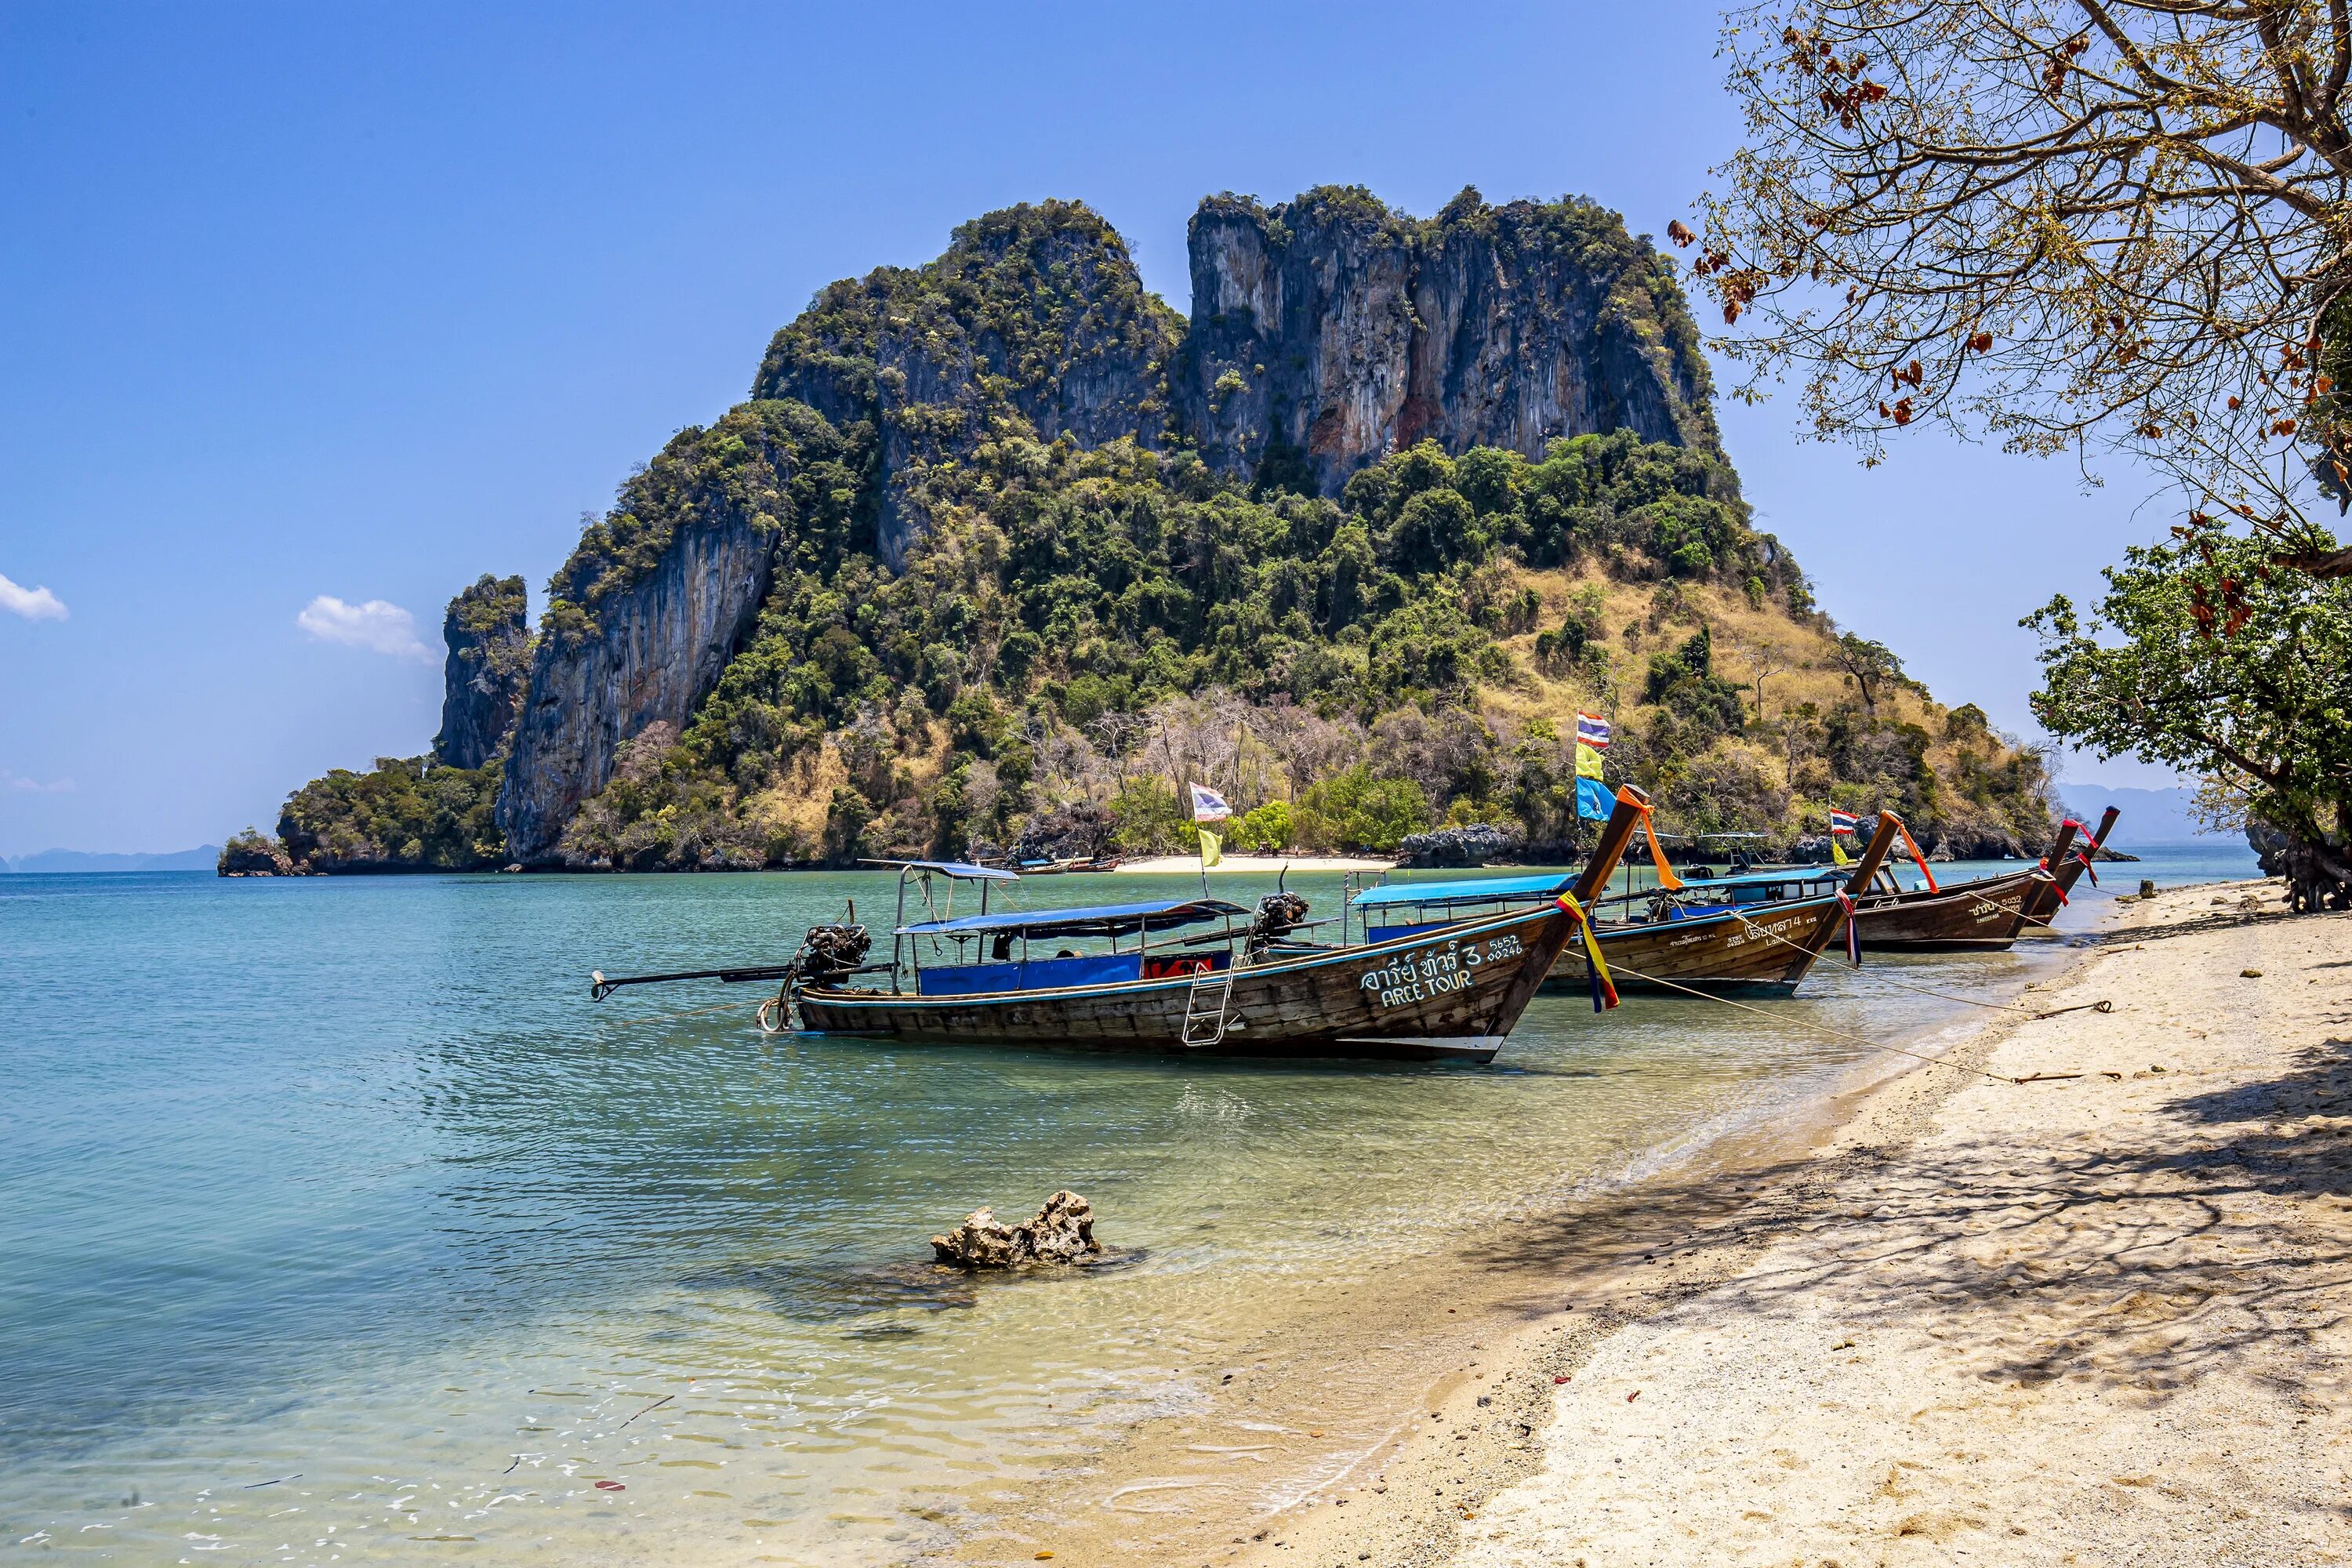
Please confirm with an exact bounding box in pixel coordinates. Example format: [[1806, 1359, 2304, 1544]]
[[1695, 869, 1848, 892], [861, 858, 1019, 881], [1352, 873, 1577, 909], [898, 896, 1247, 939]]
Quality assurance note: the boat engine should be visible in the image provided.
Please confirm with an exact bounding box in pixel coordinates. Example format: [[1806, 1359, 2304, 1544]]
[[1246, 891, 1312, 956], [795, 923, 871, 983]]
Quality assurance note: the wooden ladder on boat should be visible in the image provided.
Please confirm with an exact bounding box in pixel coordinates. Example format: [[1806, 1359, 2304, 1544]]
[[1181, 967, 1235, 1048]]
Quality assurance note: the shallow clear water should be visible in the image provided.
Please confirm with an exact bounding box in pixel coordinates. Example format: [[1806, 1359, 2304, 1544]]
[[0, 845, 2256, 1563]]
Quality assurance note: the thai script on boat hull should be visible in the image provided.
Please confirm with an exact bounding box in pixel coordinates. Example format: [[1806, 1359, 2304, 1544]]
[[1358, 933, 1523, 1009]]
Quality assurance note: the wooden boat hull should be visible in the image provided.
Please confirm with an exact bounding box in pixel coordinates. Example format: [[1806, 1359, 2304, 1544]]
[[2013, 807, 2119, 936], [1846, 867, 2043, 951], [1537, 808, 1910, 997], [795, 902, 1575, 1062], [1551, 895, 1848, 997]]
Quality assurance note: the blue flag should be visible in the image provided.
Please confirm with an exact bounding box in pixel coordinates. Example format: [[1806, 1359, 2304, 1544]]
[[1576, 775, 1613, 822]]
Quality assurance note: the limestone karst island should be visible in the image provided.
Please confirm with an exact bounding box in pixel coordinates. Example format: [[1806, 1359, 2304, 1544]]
[[11, 9, 2347, 1567], [227, 191, 2050, 877]]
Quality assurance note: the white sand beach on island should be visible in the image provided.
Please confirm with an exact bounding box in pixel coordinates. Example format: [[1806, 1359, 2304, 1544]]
[[1110, 854, 1399, 874], [1149, 880, 2350, 1568]]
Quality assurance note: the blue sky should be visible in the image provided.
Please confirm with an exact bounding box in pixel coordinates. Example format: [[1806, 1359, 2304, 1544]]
[[0, 1, 2179, 856]]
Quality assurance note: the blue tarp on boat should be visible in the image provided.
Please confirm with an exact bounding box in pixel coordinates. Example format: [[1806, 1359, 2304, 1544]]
[[1351, 874, 1575, 909], [898, 896, 1247, 938], [914, 949, 1232, 996], [862, 858, 1018, 881]]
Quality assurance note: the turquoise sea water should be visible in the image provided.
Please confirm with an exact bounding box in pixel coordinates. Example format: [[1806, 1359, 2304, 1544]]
[[0, 844, 2257, 1563]]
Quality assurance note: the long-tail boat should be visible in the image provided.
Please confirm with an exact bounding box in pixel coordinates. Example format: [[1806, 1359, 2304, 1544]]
[[586, 792, 1656, 1063], [2008, 806, 2121, 936], [1351, 809, 1905, 998], [1648, 806, 2123, 952]]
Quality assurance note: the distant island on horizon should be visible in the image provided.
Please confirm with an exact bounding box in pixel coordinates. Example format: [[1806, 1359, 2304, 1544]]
[[231, 183, 2063, 877], [3, 846, 222, 874]]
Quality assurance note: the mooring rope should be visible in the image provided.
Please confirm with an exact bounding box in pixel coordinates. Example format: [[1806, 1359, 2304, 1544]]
[[1721, 906, 2097, 1020], [1597, 957, 2092, 1087]]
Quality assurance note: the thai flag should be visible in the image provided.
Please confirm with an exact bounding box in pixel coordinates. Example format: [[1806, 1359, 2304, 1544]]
[[1829, 810, 1860, 834], [1189, 783, 1233, 823], [1576, 712, 1610, 749]]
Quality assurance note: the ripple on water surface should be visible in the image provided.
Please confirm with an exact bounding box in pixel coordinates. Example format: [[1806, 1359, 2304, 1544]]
[[0, 858, 2227, 1561]]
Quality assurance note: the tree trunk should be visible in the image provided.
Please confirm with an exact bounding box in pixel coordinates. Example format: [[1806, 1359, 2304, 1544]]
[[2265, 818, 2352, 912]]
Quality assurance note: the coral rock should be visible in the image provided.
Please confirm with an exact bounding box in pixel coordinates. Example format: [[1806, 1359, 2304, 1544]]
[[931, 1190, 1102, 1269]]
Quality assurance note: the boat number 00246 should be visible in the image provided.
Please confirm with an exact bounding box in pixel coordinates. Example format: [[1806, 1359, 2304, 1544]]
[[1359, 934, 1522, 1008]]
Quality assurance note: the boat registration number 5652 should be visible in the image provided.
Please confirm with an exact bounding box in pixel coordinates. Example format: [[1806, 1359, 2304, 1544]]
[[1358, 934, 1521, 1007]]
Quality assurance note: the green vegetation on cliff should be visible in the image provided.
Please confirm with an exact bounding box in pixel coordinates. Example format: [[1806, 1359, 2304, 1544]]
[[252, 190, 2053, 873], [277, 756, 503, 873], [554, 421, 2042, 867]]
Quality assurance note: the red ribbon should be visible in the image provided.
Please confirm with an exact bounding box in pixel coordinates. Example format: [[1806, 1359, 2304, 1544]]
[[1839, 892, 1860, 966]]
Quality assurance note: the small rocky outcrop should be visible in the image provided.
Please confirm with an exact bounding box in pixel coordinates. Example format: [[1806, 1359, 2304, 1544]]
[[931, 1190, 1101, 1269], [216, 829, 297, 877], [1399, 822, 1523, 868], [433, 575, 531, 769]]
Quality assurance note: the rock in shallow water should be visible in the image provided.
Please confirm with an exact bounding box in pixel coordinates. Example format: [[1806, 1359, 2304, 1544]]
[[931, 1190, 1101, 1269]]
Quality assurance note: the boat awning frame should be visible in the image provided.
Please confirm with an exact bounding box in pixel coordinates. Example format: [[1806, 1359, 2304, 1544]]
[[897, 896, 1248, 940], [1352, 873, 1575, 910], [860, 858, 1019, 881]]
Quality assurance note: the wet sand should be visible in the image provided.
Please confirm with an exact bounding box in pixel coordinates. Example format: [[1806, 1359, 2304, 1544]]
[[957, 880, 2350, 1567]]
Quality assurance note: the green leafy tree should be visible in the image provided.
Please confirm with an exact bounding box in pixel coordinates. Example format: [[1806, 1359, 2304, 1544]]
[[1109, 777, 1192, 854], [1229, 799, 1295, 851], [1296, 767, 1432, 852], [2027, 530, 2352, 907], [278, 757, 504, 871]]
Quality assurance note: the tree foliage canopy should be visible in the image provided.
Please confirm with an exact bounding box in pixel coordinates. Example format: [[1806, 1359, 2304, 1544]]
[[2027, 528, 2352, 902], [1695, 0, 2352, 570]]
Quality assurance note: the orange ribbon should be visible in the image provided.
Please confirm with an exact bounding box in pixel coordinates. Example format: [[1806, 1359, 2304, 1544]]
[[1893, 818, 1938, 893], [1635, 804, 1684, 891]]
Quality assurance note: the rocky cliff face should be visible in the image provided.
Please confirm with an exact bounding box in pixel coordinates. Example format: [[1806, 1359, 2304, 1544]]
[[432, 574, 530, 769], [1172, 187, 1719, 495], [751, 201, 1183, 568], [495, 401, 863, 863], [498, 517, 774, 862]]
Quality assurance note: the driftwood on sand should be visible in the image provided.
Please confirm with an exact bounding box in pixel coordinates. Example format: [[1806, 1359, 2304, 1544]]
[[931, 1190, 1101, 1269]]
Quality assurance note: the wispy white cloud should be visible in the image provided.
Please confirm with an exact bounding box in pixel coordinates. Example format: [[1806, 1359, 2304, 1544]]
[[0, 572, 67, 622], [297, 595, 433, 661], [2, 771, 74, 793]]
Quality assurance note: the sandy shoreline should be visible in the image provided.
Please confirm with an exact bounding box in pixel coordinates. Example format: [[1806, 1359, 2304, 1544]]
[[968, 880, 2349, 1566]]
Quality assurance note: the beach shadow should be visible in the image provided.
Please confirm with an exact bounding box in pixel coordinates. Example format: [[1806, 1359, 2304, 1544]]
[[1454, 1030, 2352, 1404]]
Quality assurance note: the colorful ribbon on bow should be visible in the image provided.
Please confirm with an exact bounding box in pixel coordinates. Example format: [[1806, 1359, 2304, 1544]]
[[1554, 890, 1619, 1012], [2058, 818, 2100, 885], [1635, 803, 1684, 891], [1891, 817, 1939, 893], [1839, 891, 1860, 966]]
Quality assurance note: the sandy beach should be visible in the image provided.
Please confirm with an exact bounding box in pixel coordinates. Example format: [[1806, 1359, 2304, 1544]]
[[989, 880, 2349, 1567]]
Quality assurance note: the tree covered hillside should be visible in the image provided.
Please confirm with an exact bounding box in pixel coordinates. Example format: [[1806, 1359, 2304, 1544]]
[[245, 191, 2054, 873]]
